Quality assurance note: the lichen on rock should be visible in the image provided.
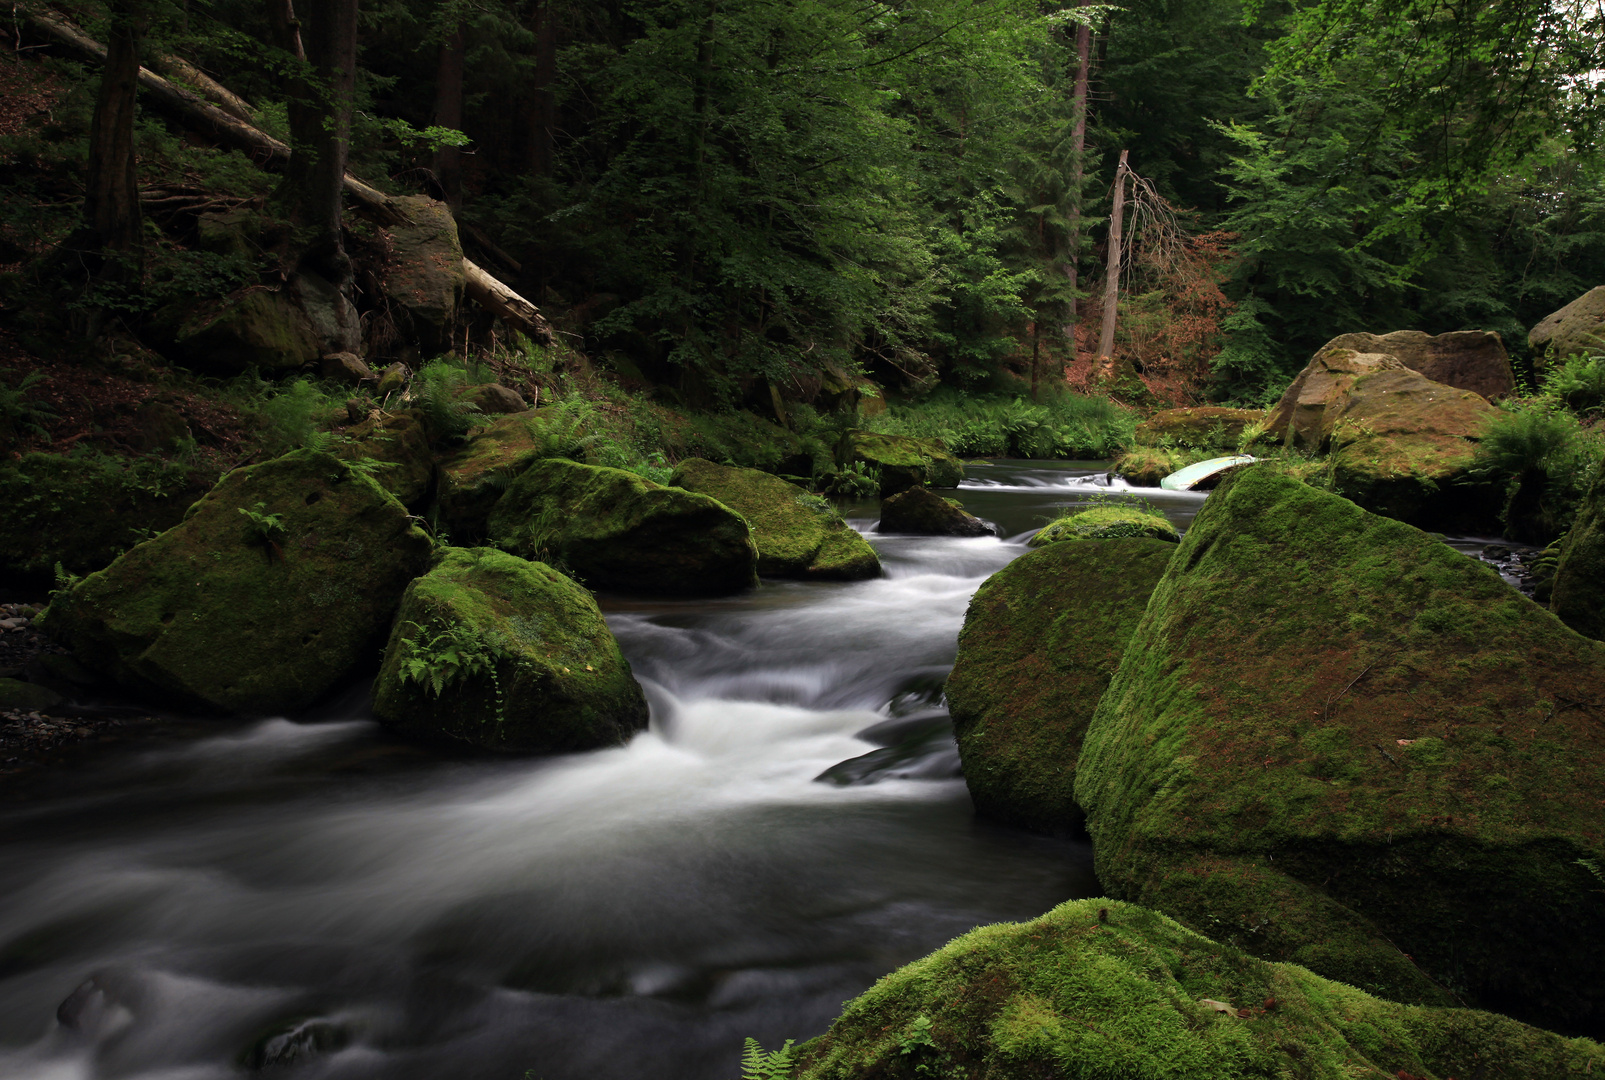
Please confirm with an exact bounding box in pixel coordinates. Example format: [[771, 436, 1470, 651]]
[[372, 546, 648, 752]]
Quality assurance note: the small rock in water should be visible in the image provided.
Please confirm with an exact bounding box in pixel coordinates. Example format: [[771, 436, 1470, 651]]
[[247, 1017, 349, 1070]]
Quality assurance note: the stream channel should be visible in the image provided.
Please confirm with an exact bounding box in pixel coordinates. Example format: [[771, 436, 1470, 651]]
[[0, 461, 1503, 1080]]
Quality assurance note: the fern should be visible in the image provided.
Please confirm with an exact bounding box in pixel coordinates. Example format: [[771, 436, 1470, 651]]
[[740, 1038, 796, 1080], [397, 620, 500, 699], [0, 371, 59, 442], [413, 359, 484, 441]]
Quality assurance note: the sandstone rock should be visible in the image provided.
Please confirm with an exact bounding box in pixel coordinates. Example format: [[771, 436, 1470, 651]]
[[1530, 285, 1605, 362], [168, 270, 358, 373], [0, 677, 63, 712], [1266, 348, 1408, 449], [1135, 406, 1265, 448], [486, 458, 758, 596], [381, 196, 467, 350], [669, 458, 880, 579], [840, 432, 963, 496], [1551, 467, 1605, 641], [946, 538, 1172, 833], [336, 409, 434, 508], [433, 413, 552, 538], [375, 362, 410, 398], [1321, 329, 1515, 400], [878, 486, 992, 536], [132, 400, 191, 453], [459, 382, 527, 415], [320, 352, 375, 385], [1075, 466, 1605, 1033], [40, 449, 432, 714], [373, 547, 648, 752]]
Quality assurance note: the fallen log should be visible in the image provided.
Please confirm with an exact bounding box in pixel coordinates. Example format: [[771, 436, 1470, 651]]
[[18, 3, 549, 339]]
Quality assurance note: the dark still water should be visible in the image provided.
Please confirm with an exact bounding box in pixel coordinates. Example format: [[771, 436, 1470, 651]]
[[0, 462, 1193, 1080]]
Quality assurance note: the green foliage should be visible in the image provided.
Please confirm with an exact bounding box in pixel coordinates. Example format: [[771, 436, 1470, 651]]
[[1541, 352, 1605, 416], [253, 378, 341, 455], [411, 360, 485, 443], [867, 390, 1136, 459], [821, 461, 880, 500], [0, 371, 59, 443], [396, 619, 500, 700], [237, 502, 286, 546], [740, 1037, 796, 1080]]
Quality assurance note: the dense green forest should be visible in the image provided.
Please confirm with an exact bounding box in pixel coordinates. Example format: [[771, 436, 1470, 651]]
[[4, 0, 1603, 406]]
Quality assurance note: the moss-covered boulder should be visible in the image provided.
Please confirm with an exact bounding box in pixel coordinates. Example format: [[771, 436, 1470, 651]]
[[668, 458, 879, 580], [878, 486, 992, 537], [946, 539, 1172, 834], [1321, 330, 1515, 402], [168, 270, 357, 373], [1325, 367, 1496, 525], [1027, 504, 1179, 546], [841, 432, 963, 496], [487, 458, 759, 595], [1075, 466, 1605, 1033], [381, 196, 466, 351], [0, 453, 214, 587], [1551, 467, 1605, 640], [372, 547, 648, 752], [39, 449, 432, 714], [1267, 348, 1408, 448], [433, 413, 552, 538], [1111, 446, 1188, 487], [1135, 407, 1265, 449], [337, 409, 434, 508], [1531, 285, 1605, 362], [795, 898, 1604, 1080], [0, 677, 63, 712]]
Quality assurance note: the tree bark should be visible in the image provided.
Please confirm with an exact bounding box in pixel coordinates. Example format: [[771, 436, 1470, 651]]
[[1063, 13, 1092, 343], [148, 52, 258, 124], [264, 0, 306, 62], [281, 0, 358, 282], [432, 23, 465, 208], [82, 2, 147, 273], [1097, 148, 1129, 362], [528, 0, 559, 176], [464, 258, 554, 345]]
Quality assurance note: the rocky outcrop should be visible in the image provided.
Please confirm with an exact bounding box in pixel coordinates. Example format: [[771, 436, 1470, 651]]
[[878, 486, 991, 537], [669, 458, 880, 580], [459, 383, 528, 415], [1134, 406, 1264, 448], [373, 547, 648, 752], [433, 413, 552, 538], [1531, 286, 1605, 362], [168, 270, 358, 374], [1027, 505, 1178, 546], [840, 432, 963, 496], [1267, 348, 1408, 448], [1322, 329, 1515, 401], [336, 409, 434, 508], [381, 195, 467, 350], [795, 898, 1605, 1080], [487, 458, 758, 595], [945, 538, 1172, 834], [40, 449, 432, 714], [1551, 468, 1605, 640], [1075, 466, 1605, 1033]]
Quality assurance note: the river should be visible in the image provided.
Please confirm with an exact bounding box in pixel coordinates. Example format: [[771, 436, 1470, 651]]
[[0, 461, 1343, 1079]]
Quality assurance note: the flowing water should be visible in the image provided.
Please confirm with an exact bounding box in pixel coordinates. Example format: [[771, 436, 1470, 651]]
[[0, 463, 1241, 1079]]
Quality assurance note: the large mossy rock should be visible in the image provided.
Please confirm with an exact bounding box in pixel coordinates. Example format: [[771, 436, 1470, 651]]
[[1074, 467, 1605, 1033], [0, 453, 214, 587], [1267, 348, 1408, 448], [1322, 330, 1515, 401], [668, 458, 880, 580], [372, 547, 648, 752], [1531, 285, 1605, 362], [878, 486, 992, 537], [1135, 406, 1265, 449], [1027, 505, 1179, 546], [168, 270, 358, 373], [945, 539, 1173, 834], [336, 409, 434, 508], [1324, 367, 1496, 526], [795, 898, 1604, 1080], [381, 196, 467, 350], [40, 450, 432, 714], [487, 458, 759, 595], [433, 414, 553, 538], [841, 432, 963, 496], [1551, 467, 1605, 640]]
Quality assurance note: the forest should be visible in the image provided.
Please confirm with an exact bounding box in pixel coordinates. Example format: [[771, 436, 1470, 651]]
[[5, 2, 1605, 1079]]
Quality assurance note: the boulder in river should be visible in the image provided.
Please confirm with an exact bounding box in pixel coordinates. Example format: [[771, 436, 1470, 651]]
[[373, 547, 648, 752], [878, 486, 992, 537], [1134, 406, 1266, 448], [669, 458, 880, 579], [794, 899, 1605, 1080], [1027, 504, 1178, 546], [1531, 285, 1605, 363], [40, 449, 432, 714], [1075, 466, 1605, 1034], [1321, 329, 1515, 401], [487, 458, 759, 595], [840, 432, 963, 496], [945, 538, 1173, 834]]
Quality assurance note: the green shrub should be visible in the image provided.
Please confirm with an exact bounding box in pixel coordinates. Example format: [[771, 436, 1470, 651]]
[[412, 359, 484, 442], [1473, 401, 1604, 539], [1541, 352, 1605, 416], [253, 378, 342, 455], [865, 389, 1136, 460]]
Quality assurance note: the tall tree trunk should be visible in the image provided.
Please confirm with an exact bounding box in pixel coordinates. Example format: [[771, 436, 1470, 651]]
[[527, 1, 559, 177], [432, 22, 465, 208], [1097, 148, 1130, 362], [281, 0, 358, 283], [1062, 13, 1092, 344], [264, 0, 305, 62], [82, 1, 147, 274]]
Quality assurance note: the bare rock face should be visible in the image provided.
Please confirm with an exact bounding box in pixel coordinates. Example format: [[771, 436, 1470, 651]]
[[1530, 286, 1605, 363], [1321, 329, 1514, 400], [381, 196, 467, 351], [1266, 348, 1407, 449]]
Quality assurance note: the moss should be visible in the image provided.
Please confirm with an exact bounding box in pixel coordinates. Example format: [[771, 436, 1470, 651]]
[[842, 432, 964, 496], [945, 539, 1173, 834], [657, 408, 822, 476], [39, 449, 432, 714], [797, 898, 1603, 1080], [337, 408, 434, 508], [1551, 466, 1605, 641], [669, 458, 880, 580], [487, 458, 759, 596], [0, 452, 215, 586], [433, 413, 552, 538], [878, 486, 992, 537], [1135, 407, 1266, 449], [1074, 466, 1605, 1033], [0, 678, 62, 712], [1028, 505, 1179, 546], [1112, 446, 1191, 486], [372, 547, 648, 752]]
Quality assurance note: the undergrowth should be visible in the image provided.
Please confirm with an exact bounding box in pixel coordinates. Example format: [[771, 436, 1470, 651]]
[[865, 387, 1136, 459]]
